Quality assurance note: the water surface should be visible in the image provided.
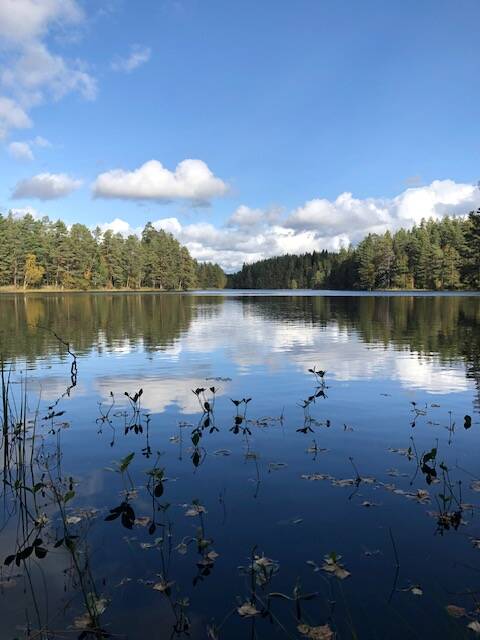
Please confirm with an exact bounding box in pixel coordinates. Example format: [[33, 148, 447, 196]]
[[1, 291, 480, 639]]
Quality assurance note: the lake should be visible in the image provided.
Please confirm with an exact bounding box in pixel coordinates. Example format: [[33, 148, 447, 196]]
[[1, 291, 480, 640]]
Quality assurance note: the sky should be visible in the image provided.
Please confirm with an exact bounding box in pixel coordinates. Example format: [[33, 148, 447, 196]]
[[0, 0, 479, 272]]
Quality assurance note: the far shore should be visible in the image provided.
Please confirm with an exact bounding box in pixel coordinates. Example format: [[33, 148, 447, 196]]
[[0, 286, 479, 296]]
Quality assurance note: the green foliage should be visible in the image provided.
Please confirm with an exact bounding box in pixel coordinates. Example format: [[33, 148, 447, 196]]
[[230, 211, 480, 290], [196, 262, 227, 289], [0, 212, 226, 291]]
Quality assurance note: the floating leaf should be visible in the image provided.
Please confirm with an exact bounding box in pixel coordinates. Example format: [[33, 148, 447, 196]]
[[185, 504, 207, 517], [301, 473, 333, 482], [297, 623, 334, 640], [153, 579, 175, 594], [401, 585, 423, 596], [74, 595, 108, 629], [237, 602, 260, 617], [331, 478, 355, 488], [268, 462, 288, 471], [321, 554, 350, 580], [446, 605, 466, 618], [468, 621, 480, 634], [175, 542, 188, 555]]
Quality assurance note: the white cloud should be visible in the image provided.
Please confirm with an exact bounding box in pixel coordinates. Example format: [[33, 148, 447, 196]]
[[0, 0, 83, 44], [286, 180, 480, 243], [0, 96, 32, 138], [32, 135, 51, 148], [1, 42, 97, 105], [94, 179, 480, 272], [111, 45, 152, 73], [12, 172, 82, 200], [227, 205, 281, 228], [7, 135, 52, 161], [0, 0, 95, 136], [92, 159, 229, 205], [9, 206, 42, 219], [8, 140, 33, 161], [99, 218, 138, 236], [153, 217, 183, 235]]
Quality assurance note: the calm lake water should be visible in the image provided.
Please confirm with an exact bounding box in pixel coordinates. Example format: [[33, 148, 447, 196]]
[[1, 291, 480, 639]]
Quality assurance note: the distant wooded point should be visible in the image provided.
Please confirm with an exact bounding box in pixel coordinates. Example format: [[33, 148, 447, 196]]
[[229, 210, 480, 291]]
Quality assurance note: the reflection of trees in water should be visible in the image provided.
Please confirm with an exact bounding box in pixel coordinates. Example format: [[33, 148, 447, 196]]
[[2, 292, 480, 406], [239, 294, 480, 405], [0, 294, 224, 364]]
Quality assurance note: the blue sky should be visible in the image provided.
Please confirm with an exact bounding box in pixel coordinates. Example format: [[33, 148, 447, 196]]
[[0, 0, 479, 270]]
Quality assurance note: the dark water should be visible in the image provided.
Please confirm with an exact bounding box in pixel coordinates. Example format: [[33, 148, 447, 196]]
[[1, 291, 480, 639]]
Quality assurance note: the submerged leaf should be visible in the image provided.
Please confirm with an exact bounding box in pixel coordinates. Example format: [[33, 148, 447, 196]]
[[446, 605, 466, 618]]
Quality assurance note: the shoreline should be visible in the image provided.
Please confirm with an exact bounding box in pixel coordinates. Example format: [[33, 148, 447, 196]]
[[0, 287, 479, 296]]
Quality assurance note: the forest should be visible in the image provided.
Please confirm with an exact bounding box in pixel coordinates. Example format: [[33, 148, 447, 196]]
[[0, 214, 226, 290], [2, 209, 480, 292], [229, 209, 480, 290]]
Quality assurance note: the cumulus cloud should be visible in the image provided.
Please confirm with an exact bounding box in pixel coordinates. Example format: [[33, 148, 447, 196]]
[[7, 135, 51, 161], [111, 45, 152, 73], [8, 140, 34, 161], [1, 41, 97, 105], [98, 218, 139, 236], [0, 0, 95, 136], [94, 179, 480, 272], [226, 205, 281, 227], [0, 96, 32, 138], [92, 159, 229, 205], [286, 180, 480, 243], [12, 172, 82, 200], [9, 206, 42, 219], [0, 0, 82, 44]]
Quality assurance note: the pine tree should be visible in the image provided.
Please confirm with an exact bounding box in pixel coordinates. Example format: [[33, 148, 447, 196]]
[[464, 209, 480, 287]]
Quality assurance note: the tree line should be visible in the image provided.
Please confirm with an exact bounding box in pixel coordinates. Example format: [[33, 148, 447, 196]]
[[3, 209, 480, 292], [229, 210, 480, 290], [0, 213, 226, 290]]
